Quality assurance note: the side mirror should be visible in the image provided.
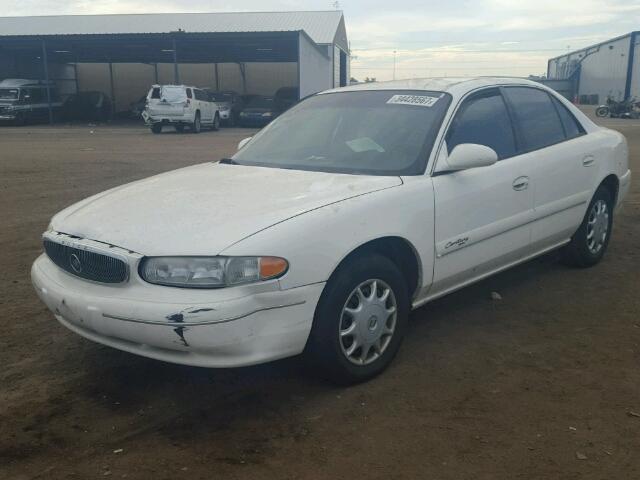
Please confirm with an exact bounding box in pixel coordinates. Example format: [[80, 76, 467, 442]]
[[436, 143, 498, 173], [238, 137, 252, 150]]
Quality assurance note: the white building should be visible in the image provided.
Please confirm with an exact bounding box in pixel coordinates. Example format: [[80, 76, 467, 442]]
[[547, 32, 639, 103]]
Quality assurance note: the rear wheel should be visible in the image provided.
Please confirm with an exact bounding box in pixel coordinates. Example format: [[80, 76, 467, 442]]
[[562, 186, 614, 267], [595, 106, 610, 118], [212, 113, 220, 131], [191, 112, 201, 134], [306, 254, 409, 385], [150, 124, 162, 134]]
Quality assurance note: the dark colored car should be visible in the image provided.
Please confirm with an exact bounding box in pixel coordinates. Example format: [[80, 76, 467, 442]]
[[129, 94, 148, 119], [238, 96, 278, 127], [62, 91, 112, 122], [0, 79, 63, 125], [274, 86, 299, 113], [207, 90, 245, 126]]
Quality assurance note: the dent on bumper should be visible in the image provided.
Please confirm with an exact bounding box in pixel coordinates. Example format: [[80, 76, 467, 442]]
[[31, 254, 324, 368]]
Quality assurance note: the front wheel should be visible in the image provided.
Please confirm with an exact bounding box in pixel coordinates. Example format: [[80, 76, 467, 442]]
[[212, 113, 220, 131], [150, 124, 162, 134], [595, 106, 610, 118], [305, 254, 409, 385], [562, 186, 614, 267]]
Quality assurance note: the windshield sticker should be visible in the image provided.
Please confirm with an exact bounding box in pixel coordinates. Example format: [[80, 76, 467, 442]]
[[346, 137, 385, 153], [387, 94, 441, 107]]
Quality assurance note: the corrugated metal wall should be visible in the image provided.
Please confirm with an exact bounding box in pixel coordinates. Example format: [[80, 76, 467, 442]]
[[76, 62, 297, 112], [548, 34, 632, 102], [630, 36, 640, 99], [299, 33, 333, 98]]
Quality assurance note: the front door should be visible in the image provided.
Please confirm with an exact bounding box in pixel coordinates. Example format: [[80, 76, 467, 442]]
[[430, 88, 534, 297]]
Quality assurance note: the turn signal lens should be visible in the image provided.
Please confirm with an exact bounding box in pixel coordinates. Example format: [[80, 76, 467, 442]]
[[260, 257, 288, 280]]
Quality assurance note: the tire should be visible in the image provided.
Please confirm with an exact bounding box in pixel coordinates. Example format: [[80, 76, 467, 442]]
[[175, 125, 185, 133], [305, 254, 409, 385], [562, 186, 614, 268], [150, 124, 162, 134], [191, 112, 201, 134], [212, 113, 220, 131], [595, 106, 609, 118]]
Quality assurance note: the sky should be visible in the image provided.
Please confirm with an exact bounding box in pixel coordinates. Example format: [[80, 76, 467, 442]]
[[3, 0, 640, 81]]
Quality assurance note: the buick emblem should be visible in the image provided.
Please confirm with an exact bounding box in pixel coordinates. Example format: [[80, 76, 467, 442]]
[[69, 253, 82, 273]]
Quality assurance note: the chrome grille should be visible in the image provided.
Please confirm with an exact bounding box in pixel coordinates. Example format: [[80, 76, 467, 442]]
[[43, 239, 128, 283]]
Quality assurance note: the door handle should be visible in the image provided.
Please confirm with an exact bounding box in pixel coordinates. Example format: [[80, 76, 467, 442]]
[[512, 176, 529, 191], [582, 155, 596, 167]]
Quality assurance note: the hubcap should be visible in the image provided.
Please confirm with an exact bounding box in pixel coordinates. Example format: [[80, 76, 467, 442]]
[[339, 279, 397, 366], [586, 199, 609, 254]]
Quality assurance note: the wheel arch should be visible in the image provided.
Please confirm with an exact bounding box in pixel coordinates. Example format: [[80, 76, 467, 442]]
[[599, 174, 619, 205], [327, 236, 422, 302]]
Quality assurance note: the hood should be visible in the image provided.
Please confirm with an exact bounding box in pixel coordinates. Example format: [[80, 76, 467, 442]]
[[51, 163, 402, 256]]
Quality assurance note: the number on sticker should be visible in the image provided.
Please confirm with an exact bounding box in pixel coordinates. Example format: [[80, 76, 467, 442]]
[[387, 94, 440, 107]]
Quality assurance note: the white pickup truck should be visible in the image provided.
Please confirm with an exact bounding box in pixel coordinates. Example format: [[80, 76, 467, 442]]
[[142, 84, 220, 134]]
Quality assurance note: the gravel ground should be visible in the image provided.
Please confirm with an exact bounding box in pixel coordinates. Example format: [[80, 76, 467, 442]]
[[1, 112, 639, 480]]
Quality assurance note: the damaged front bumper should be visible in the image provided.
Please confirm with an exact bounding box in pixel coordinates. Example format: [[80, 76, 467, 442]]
[[31, 254, 324, 367]]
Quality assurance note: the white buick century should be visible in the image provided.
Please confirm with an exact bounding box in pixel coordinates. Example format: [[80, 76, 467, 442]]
[[32, 78, 631, 383]]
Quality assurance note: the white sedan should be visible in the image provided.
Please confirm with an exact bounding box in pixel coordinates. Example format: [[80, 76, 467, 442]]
[[32, 78, 631, 384]]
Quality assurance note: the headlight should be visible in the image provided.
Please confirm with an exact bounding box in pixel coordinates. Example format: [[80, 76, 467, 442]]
[[139, 256, 288, 288], [262, 112, 273, 118]]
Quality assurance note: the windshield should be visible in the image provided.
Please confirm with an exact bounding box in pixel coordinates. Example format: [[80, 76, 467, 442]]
[[246, 97, 274, 109], [233, 90, 451, 175], [0, 88, 19, 101], [209, 92, 231, 102]]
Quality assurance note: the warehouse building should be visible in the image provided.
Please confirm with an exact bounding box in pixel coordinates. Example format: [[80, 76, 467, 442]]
[[547, 32, 639, 104], [0, 11, 350, 116]]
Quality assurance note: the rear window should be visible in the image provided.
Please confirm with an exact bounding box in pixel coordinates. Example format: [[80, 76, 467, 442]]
[[151, 86, 187, 103], [551, 96, 585, 140], [503, 87, 566, 152]]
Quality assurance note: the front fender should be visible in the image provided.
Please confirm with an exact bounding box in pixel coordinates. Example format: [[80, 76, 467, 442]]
[[220, 176, 436, 292]]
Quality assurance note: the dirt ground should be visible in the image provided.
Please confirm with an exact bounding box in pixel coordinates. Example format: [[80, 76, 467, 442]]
[[1, 112, 639, 480]]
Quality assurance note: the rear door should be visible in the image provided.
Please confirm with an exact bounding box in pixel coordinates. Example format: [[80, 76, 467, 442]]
[[431, 88, 535, 295], [194, 89, 212, 122], [502, 87, 595, 249], [148, 86, 186, 117]]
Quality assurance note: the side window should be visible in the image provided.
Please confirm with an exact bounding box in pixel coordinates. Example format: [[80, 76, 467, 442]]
[[194, 89, 204, 101], [503, 87, 565, 151], [186, 88, 193, 99], [150, 87, 161, 99], [30, 88, 44, 103], [551, 96, 585, 140], [446, 89, 517, 160]]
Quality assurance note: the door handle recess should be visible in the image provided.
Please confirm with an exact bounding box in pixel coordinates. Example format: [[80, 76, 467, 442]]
[[512, 176, 529, 191], [583, 155, 596, 167]]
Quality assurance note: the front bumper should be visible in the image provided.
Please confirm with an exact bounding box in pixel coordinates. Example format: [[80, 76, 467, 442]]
[[32, 254, 324, 368]]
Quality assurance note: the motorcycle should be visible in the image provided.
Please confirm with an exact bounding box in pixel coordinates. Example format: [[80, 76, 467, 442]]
[[596, 96, 640, 119]]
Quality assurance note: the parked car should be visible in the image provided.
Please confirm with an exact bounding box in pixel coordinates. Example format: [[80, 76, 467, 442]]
[[31, 78, 631, 384], [274, 86, 299, 113], [206, 90, 243, 126], [61, 91, 112, 122], [0, 79, 63, 125], [238, 95, 278, 127], [142, 84, 220, 134], [129, 94, 148, 119]]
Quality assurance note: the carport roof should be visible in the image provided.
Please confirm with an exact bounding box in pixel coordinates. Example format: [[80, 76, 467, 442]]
[[0, 11, 345, 46]]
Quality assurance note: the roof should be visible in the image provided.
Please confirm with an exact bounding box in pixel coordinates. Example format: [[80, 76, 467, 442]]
[[0, 11, 345, 46], [323, 77, 546, 96], [548, 31, 638, 62]]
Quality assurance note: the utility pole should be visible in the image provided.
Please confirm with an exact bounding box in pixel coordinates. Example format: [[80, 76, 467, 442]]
[[393, 50, 397, 80]]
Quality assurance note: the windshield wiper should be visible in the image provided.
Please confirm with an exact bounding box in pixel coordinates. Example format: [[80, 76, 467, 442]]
[[219, 158, 240, 165]]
